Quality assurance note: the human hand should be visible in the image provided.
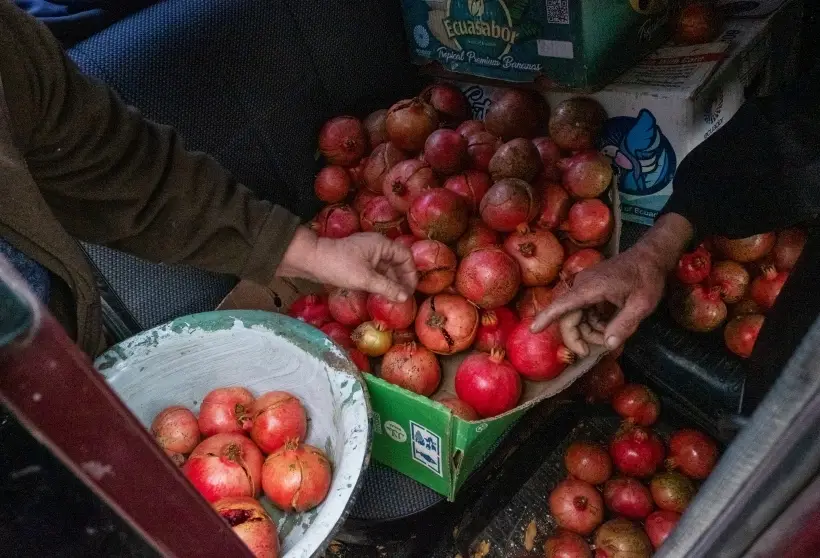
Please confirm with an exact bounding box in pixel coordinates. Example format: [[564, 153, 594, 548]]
[[277, 228, 417, 301]]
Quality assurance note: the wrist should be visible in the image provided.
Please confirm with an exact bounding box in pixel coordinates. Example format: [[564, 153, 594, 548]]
[[631, 213, 694, 273], [275, 226, 320, 279]]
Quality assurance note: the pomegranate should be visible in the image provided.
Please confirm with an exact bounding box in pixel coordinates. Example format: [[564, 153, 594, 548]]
[[676, 247, 712, 285], [488, 138, 542, 182], [314, 166, 351, 204], [729, 297, 762, 319], [532, 137, 563, 181], [564, 441, 612, 485], [411, 240, 458, 294], [352, 189, 379, 214], [465, 131, 502, 171], [420, 83, 470, 128], [611, 384, 660, 427], [713, 232, 776, 262], [455, 349, 522, 417], [287, 294, 332, 328], [604, 477, 654, 520], [561, 199, 613, 247], [549, 98, 606, 151], [348, 348, 371, 372], [312, 204, 360, 239], [516, 286, 555, 319], [503, 224, 565, 286], [484, 89, 544, 140], [644, 510, 680, 550], [261, 442, 332, 512], [544, 530, 593, 558], [675, 1, 723, 45], [352, 321, 393, 357], [415, 293, 479, 354], [320, 322, 354, 349], [318, 116, 367, 167], [444, 170, 492, 210], [507, 319, 575, 381], [249, 391, 308, 454], [456, 217, 500, 258], [560, 249, 604, 281], [559, 151, 612, 199], [650, 472, 695, 513], [360, 195, 407, 239], [456, 119, 485, 137], [669, 284, 727, 333], [213, 497, 280, 558], [474, 307, 519, 353], [609, 424, 665, 478], [578, 356, 625, 404], [367, 293, 417, 330], [709, 260, 750, 303], [724, 313, 764, 358], [750, 266, 789, 310], [773, 227, 807, 271], [198, 387, 254, 437], [435, 394, 480, 421], [183, 433, 263, 502], [593, 518, 652, 558], [363, 109, 388, 149], [408, 188, 469, 243], [382, 159, 437, 212], [363, 142, 407, 193], [667, 429, 719, 479], [537, 181, 573, 230], [380, 342, 441, 396], [424, 129, 467, 174], [480, 178, 539, 232], [151, 406, 200, 459], [549, 478, 605, 536], [456, 246, 521, 308], [385, 98, 438, 152], [328, 288, 370, 327]]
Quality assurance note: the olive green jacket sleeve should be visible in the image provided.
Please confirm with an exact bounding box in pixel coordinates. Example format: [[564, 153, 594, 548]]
[[0, 3, 301, 284]]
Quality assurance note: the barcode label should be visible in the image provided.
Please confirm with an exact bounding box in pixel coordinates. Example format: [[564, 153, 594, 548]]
[[546, 0, 570, 24]]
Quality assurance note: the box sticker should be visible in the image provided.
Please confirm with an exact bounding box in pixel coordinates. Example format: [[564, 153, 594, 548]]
[[384, 420, 407, 443], [410, 421, 443, 476]]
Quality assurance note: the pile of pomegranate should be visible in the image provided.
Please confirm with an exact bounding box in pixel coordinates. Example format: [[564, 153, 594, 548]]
[[150, 387, 333, 558], [544, 355, 720, 557], [669, 227, 805, 359], [302, 83, 617, 419]]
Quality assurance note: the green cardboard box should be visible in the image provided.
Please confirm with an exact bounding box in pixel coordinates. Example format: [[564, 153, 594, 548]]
[[400, 0, 678, 90]]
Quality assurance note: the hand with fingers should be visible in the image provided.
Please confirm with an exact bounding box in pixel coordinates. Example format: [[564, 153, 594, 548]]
[[532, 214, 695, 355]]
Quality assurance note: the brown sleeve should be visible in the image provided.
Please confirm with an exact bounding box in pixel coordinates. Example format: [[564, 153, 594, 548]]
[[0, 3, 301, 285]]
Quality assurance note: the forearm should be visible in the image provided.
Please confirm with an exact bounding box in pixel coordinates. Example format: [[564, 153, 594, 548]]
[[631, 213, 694, 272]]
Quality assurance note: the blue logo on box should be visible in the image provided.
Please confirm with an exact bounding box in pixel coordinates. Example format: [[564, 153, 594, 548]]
[[410, 421, 443, 476]]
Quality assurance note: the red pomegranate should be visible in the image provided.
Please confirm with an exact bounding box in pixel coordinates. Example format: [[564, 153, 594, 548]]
[[363, 109, 388, 148], [536, 181, 572, 230], [645, 510, 681, 550], [474, 307, 519, 353], [363, 142, 407, 193], [676, 247, 712, 285], [611, 384, 661, 427], [650, 472, 695, 514], [773, 227, 807, 271], [548, 98, 606, 151], [352, 189, 379, 214], [484, 88, 545, 140], [578, 356, 625, 404], [198, 387, 254, 437], [669, 284, 727, 333], [415, 293, 478, 354], [213, 497, 280, 558], [328, 288, 370, 327], [314, 165, 351, 203], [503, 224, 565, 286], [360, 195, 407, 239], [724, 313, 765, 358], [564, 441, 612, 485], [318, 116, 367, 166], [560, 249, 604, 281], [549, 478, 605, 536], [424, 129, 467, 174], [609, 424, 665, 478], [516, 286, 555, 319], [347, 348, 371, 372], [444, 170, 492, 210], [250, 391, 308, 454], [183, 433, 263, 502], [506, 319, 575, 381], [381, 159, 437, 212], [604, 477, 654, 520], [411, 240, 458, 294], [287, 294, 332, 328], [750, 266, 789, 310], [261, 442, 332, 512], [561, 199, 613, 247], [532, 137, 563, 181], [465, 131, 502, 172], [352, 321, 393, 357], [455, 350, 522, 418], [479, 178, 539, 233], [455, 217, 500, 258], [594, 518, 652, 558], [367, 293, 417, 330], [559, 151, 612, 199], [151, 406, 200, 460], [380, 342, 442, 396], [313, 204, 360, 239], [544, 530, 592, 558], [675, 1, 723, 45], [420, 83, 470, 128], [713, 232, 776, 262], [667, 429, 719, 480], [456, 119, 485, 137], [456, 246, 521, 309], [488, 138, 542, 182], [320, 322, 353, 349], [408, 188, 469, 243], [434, 395, 480, 421], [709, 260, 750, 303], [385, 98, 438, 152]]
